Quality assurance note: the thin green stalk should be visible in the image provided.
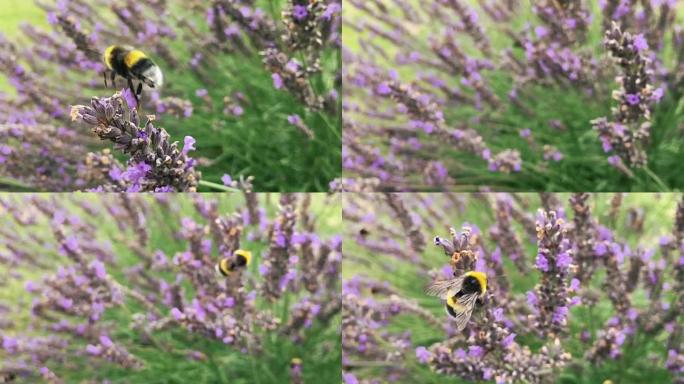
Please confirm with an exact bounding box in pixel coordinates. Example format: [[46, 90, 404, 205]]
[[250, 353, 262, 384], [319, 110, 342, 141], [0, 176, 33, 190], [293, 50, 341, 141], [207, 346, 228, 383], [198, 180, 240, 192], [642, 166, 669, 191]]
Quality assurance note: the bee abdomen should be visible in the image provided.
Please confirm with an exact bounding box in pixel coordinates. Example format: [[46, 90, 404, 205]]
[[216, 258, 232, 276], [445, 303, 458, 318]]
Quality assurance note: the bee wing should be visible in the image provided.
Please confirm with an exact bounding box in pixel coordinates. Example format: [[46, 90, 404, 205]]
[[425, 276, 464, 299], [447, 292, 479, 331]]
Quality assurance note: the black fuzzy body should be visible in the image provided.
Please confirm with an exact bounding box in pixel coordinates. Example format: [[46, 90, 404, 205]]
[[446, 303, 458, 318], [445, 276, 484, 318], [233, 254, 248, 268], [108, 46, 154, 81], [129, 59, 155, 81], [217, 254, 248, 276], [458, 275, 484, 296], [108, 46, 131, 78]]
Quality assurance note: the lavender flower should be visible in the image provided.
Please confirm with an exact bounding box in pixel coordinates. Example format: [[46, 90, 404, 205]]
[[287, 114, 315, 139], [343, 0, 680, 191], [591, 22, 659, 168], [262, 48, 323, 110], [0, 0, 340, 191], [71, 92, 199, 191], [343, 192, 682, 383], [0, 193, 341, 381], [529, 210, 572, 336]]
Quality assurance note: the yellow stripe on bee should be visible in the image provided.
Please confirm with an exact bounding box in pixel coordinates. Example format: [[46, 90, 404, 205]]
[[234, 249, 252, 265], [219, 258, 231, 274], [446, 295, 464, 310], [465, 271, 487, 294], [103, 45, 117, 69], [124, 50, 148, 69]]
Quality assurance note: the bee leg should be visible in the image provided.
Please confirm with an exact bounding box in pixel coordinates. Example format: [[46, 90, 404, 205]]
[[110, 72, 116, 88], [127, 77, 140, 109], [103, 71, 107, 88], [136, 82, 144, 108]]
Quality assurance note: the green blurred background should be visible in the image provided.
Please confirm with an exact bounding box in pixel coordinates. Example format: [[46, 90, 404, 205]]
[[0, 0, 46, 92]]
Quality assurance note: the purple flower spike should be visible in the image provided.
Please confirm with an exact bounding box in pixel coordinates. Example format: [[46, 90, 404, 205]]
[[292, 5, 308, 21], [86, 344, 102, 356], [536, 254, 549, 272], [624, 94, 640, 105], [272, 73, 283, 89], [468, 345, 484, 358], [556, 251, 572, 269], [99, 335, 113, 348], [171, 307, 183, 320], [70, 92, 200, 191], [342, 373, 358, 384], [415, 346, 431, 363], [502, 333, 516, 348], [376, 83, 391, 96], [182, 136, 196, 156], [633, 34, 648, 52], [340, 194, 684, 383], [122, 88, 137, 110]]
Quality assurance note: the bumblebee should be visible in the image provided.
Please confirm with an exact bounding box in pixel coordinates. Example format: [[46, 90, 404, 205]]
[[215, 249, 252, 276], [425, 270, 487, 331], [103, 45, 164, 105], [290, 357, 302, 367]]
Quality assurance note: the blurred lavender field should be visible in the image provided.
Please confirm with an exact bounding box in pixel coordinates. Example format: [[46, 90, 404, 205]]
[[342, 193, 683, 383], [341, 1, 684, 192], [0, 193, 341, 383], [0, 0, 341, 192]]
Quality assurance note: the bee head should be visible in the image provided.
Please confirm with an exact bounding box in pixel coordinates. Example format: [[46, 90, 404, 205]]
[[464, 271, 487, 295], [233, 249, 252, 266], [140, 65, 164, 88]]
